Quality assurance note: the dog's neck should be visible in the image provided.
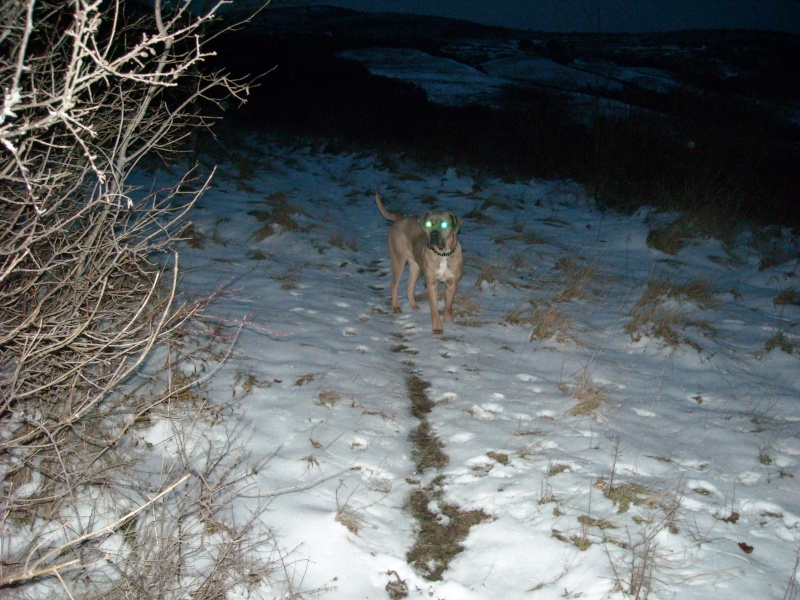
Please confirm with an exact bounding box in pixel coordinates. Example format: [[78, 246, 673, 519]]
[[429, 240, 459, 257]]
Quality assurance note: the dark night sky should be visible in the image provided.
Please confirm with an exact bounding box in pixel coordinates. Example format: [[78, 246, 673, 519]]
[[307, 0, 800, 34]]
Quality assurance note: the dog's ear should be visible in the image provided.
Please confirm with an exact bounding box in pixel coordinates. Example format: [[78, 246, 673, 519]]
[[450, 212, 462, 233]]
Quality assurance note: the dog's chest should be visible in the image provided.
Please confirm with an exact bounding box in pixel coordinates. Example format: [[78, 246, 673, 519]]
[[433, 255, 454, 280]]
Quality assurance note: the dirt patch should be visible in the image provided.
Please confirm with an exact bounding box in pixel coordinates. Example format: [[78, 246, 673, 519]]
[[406, 479, 490, 581]]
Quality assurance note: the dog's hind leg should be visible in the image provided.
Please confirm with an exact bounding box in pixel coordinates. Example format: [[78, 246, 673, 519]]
[[389, 254, 405, 313], [405, 260, 421, 311]]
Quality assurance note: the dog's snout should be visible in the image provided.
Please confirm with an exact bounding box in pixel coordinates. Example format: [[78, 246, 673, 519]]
[[429, 229, 442, 247]]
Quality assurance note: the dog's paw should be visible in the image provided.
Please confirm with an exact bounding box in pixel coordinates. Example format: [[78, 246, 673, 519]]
[[432, 327, 443, 335], [392, 306, 402, 314]]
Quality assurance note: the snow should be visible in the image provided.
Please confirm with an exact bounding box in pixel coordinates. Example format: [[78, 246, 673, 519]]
[[339, 48, 507, 107], [339, 46, 677, 120], [137, 134, 800, 598]]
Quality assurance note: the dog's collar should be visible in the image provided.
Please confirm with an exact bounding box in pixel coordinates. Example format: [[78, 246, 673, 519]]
[[429, 241, 459, 257]]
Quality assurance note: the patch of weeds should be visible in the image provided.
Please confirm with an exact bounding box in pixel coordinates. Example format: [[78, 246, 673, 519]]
[[274, 268, 300, 290], [568, 373, 607, 416], [759, 447, 772, 465], [764, 331, 796, 354], [647, 208, 743, 257], [235, 371, 265, 394], [454, 293, 482, 318], [474, 262, 511, 286], [180, 222, 207, 249], [406, 373, 433, 419], [598, 479, 656, 514], [409, 421, 448, 472], [463, 207, 495, 223], [249, 193, 310, 240], [329, 233, 358, 252], [480, 194, 514, 211], [578, 514, 618, 530], [246, 248, 269, 260], [551, 526, 592, 551], [495, 231, 546, 245], [385, 571, 409, 599], [527, 303, 574, 342], [295, 373, 316, 386], [166, 369, 226, 423], [211, 217, 230, 246], [302, 455, 320, 469], [645, 214, 712, 256], [625, 278, 717, 349], [751, 224, 798, 270], [548, 463, 571, 476], [487, 451, 510, 466], [317, 390, 341, 407], [420, 194, 439, 206], [553, 256, 598, 302], [335, 509, 360, 534], [774, 288, 800, 307], [406, 481, 489, 581], [117, 514, 139, 548]]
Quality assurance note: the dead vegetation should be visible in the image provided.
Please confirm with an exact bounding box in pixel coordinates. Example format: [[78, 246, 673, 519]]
[[625, 278, 717, 349], [564, 371, 608, 416], [249, 192, 311, 240], [406, 479, 489, 581], [0, 1, 295, 596]]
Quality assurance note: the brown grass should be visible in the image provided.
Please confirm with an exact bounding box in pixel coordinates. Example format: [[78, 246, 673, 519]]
[[406, 481, 489, 581], [625, 278, 717, 349], [409, 421, 448, 472], [774, 288, 800, 307], [553, 256, 598, 303], [249, 192, 310, 240], [568, 372, 608, 416]]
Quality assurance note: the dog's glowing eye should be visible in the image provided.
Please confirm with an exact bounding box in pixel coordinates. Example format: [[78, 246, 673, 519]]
[[440, 222, 449, 230], [425, 220, 433, 228]]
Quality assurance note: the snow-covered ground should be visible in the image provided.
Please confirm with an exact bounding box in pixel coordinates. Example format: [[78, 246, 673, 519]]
[[338, 46, 677, 120], [137, 130, 800, 599]]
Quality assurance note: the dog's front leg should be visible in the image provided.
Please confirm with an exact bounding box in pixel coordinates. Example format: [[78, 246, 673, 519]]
[[443, 279, 457, 323], [426, 280, 443, 334]]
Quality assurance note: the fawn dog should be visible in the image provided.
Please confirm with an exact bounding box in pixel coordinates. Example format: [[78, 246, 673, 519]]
[[375, 192, 463, 334]]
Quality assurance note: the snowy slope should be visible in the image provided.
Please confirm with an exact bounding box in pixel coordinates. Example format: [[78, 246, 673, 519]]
[[143, 133, 800, 599]]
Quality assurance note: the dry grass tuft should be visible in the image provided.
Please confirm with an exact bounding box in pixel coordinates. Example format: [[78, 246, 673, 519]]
[[764, 331, 797, 355], [568, 372, 608, 416], [532, 304, 574, 342], [552, 256, 599, 303], [335, 509, 360, 534], [774, 288, 800, 307], [625, 278, 717, 349], [454, 293, 482, 318], [495, 230, 546, 245], [474, 262, 513, 286], [504, 301, 574, 342], [249, 193, 310, 240]]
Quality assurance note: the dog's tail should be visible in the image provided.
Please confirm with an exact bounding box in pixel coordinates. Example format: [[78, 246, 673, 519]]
[[375, 192, 402, 222]]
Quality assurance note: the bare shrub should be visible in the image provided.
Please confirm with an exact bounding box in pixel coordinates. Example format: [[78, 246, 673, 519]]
[[0, 1, 278, 596]]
